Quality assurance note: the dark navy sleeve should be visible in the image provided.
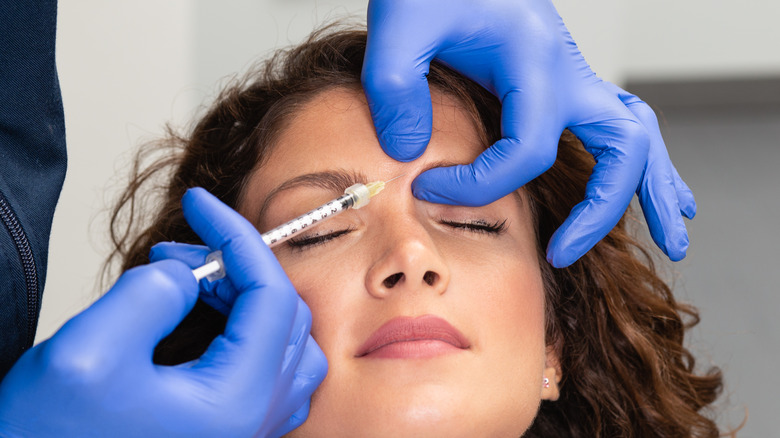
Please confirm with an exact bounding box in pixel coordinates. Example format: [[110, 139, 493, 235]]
[[0, 0, 67, 378]]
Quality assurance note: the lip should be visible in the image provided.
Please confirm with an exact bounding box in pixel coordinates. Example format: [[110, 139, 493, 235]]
[[356, 315, 470, 359]]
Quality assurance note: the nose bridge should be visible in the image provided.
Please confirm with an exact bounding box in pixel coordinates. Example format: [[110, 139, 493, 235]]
[[364, 208, 450, 298]]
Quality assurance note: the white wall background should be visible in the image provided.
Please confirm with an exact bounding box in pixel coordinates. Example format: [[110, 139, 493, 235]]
[[43, 1, 778, 435]]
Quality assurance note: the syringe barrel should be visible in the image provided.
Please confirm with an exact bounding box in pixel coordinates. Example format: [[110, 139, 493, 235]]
[[261, 193, 353, 247], [191, 181, 385, 282]]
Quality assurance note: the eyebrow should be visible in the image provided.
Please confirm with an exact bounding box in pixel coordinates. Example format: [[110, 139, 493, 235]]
[[256, 158, 518, 225], [258, 169, 370, 221]]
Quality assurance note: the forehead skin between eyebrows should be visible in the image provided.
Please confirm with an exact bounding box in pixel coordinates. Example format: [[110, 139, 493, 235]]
[[244, 86, 499, 227], [258, 169, 369, 220], [256, 158, 469, 223]]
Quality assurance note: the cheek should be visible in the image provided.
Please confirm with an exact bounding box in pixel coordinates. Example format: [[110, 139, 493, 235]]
[[274, 250, 365, 351], [488, 256, 546, 364], [445, 236, 546, 345], [471, 255, 545, 334], [448, 250, 549, 415], [485, 264, 547, 374]]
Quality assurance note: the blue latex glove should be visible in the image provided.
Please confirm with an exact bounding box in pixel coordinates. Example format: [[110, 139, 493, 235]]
[[149, 241, 266, 320], [149, 242, 236, 317], [0, 188, 327, 438], [362, 0, 696, 268]]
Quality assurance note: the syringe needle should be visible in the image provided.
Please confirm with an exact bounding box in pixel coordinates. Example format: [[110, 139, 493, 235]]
[[384, 173, 406, 184], [365, 173, 406, 198]]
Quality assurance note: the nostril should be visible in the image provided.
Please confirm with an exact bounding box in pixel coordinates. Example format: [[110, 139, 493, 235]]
[[423, 271, 438, 286], [383, 273, 404, 288]]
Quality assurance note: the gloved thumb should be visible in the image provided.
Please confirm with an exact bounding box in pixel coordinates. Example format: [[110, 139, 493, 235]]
[[362, 0, 435, 161]]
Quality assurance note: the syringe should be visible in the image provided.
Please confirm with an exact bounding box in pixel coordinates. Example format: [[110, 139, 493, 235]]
[[191, 177, 398, 282]]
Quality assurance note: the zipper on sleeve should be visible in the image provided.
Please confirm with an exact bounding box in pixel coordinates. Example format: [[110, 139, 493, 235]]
[[0, 191, 39, 349]]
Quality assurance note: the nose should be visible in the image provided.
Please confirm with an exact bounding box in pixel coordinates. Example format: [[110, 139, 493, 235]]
[[365, 227, 450, 299]]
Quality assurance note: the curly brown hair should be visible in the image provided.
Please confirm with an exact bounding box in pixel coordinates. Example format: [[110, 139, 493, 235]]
[[106, 25, 725, 437]]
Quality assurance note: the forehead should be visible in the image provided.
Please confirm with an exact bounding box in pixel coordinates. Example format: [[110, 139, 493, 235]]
[[249, 87, 484, 201]]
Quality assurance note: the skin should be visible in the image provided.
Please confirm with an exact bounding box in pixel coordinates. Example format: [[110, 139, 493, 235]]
[[239, 87, 560, 437]]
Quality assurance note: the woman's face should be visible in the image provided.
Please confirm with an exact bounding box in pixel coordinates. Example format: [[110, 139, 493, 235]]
[[239, 87, 559, 437]]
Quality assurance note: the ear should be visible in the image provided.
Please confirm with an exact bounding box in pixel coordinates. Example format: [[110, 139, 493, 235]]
[[541, 344, 562, 401]]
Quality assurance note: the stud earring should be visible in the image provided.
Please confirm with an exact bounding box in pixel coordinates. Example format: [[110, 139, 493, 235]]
[[543, 377, 550, 388]]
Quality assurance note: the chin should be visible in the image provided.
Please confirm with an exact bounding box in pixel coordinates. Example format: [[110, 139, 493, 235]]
[[290, 415, 528, 438], [288, 387, 532, 438]]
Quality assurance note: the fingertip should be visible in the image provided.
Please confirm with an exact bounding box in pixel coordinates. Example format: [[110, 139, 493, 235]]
[[643, 206, 690, 262], [293, 398, 312, 422], [545, 221, 585, 269], [659, 226, 690, 262], [667, 246, 688, 262], [276, 399, 311, 437], [411, 164, 497, 207], [638, 180, 692, 261], [289, 400, 311, 431], [379, 131, 430, 162], [181, 187, 210, 225], [544, 202, 617, 269], [148, 245, 163, 262], [370, 101, 432, 162], [290, 336, 328, 403], [662, 240, 688, 262], [182, 186, 207, 205], [681, 201, 696, 220], [411, 167, 460, 205], [670, 166, 696, 219], [303, 335, 329, 387], [545, 243, 577, 269], [148, 241, 176, 262], [678, 189, 697, 219]]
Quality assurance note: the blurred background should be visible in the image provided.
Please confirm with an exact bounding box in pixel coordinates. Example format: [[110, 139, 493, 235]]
[[43, 1, 778, 435]]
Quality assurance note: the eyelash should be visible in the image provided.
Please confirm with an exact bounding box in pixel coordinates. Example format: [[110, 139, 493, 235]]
[[440, 218, 508, 235], [285, 218, 508, 252], [286, 227, 355, 252]]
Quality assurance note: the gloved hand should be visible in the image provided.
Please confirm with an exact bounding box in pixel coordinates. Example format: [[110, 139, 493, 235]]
[[0, 188, 327, 438], [149, 242, 235, 317], [362, 0, 696, 268]]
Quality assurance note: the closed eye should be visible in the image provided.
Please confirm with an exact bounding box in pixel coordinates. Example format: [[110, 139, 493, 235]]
[[440, 218, 508, 235], [286, 227, 355, 252]]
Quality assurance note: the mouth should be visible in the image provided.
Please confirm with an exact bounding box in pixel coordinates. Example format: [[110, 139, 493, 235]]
[[356, 315, 470, 359]]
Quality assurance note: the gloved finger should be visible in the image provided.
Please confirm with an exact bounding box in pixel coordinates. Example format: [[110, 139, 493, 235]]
[[412, 87, 560, 206], [150, 242, 235, 315], [636, 165, 689, 261], [605, 81, 696, 220], [671, 163, 696, 219], [611, 86, 690, 260], [281, 299, 314, 376], [363, 0, 441, 160], [290, 335, 327, 410], [53, 259, 198, 359], [149, 242, 209, 267], [548, 108, 650, 268], [282, 332, 328, 422], [268, 336, 327, 438], [180, 188, 299, 382], [268, 399, 312, 438], [257, 301, 322, 434]]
